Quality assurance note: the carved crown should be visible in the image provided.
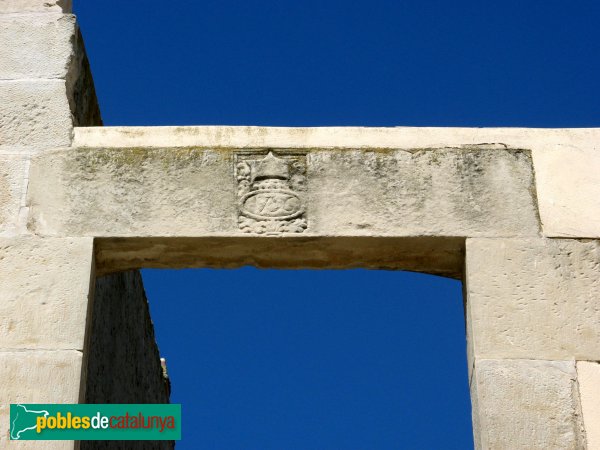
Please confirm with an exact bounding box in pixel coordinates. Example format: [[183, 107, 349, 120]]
[[253, 151, 289, 181]]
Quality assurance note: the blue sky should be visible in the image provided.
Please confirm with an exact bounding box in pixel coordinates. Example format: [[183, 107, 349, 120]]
[[73, 1, 600, 448]]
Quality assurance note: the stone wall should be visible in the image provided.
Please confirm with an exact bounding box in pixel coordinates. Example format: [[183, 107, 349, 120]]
[[0, 0, 101, 237], [81, 270, 172, 450], [0, 2, 101, 448], [0, 2, 599, 448], [60, 126, 599, 450], [0, 3, 155, 449], [466, 238, 600, 449]]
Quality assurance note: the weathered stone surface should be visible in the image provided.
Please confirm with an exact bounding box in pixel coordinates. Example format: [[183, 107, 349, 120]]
[[471, 359, 586, 450], [0, 350, 81, 449], [27, 146, 540, 238], [81, 271, 173, 450], [0, 0, 71, 13], [0, 154, 28, 236], [72, 126, 600, 151], [577, 361, 600, 450], [0, 81, 72, 150], [466, 238, 600, 366], [533, 147, 600, 238], [0, 237, 94, 349], [309, 147, 538, 236], [28, 147, 234, 236], [0, 14, 76, 79]]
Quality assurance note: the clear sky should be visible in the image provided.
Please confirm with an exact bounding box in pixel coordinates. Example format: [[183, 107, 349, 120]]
[[73, 1, 600, 448]]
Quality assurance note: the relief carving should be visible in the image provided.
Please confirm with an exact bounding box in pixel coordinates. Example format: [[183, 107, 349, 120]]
[[235, 151, 307, 234]]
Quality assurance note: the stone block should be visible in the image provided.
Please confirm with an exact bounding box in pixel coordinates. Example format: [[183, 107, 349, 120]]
[[0, 81, 73, 150], [533, 147, 600, 238], [0, 350, 80, 449], [0, 14, 76, 79], [28, 147, 235, 236], [0, 154, 28, 236], [0, 237, 94, 350], [471, 359, 586, 450], [466, 238, 600, 366], [0, 0, 71, 13], [27, 146, 539, 238], [577, 361, 600, 450], [308, 147, 539, 236]]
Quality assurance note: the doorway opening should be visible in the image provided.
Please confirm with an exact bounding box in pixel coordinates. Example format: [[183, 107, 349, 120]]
[[102, 268, 472, 449]]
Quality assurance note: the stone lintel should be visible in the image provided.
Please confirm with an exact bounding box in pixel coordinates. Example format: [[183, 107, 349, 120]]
[[27, 145, 540, 239], [73, 126, 600, 239]]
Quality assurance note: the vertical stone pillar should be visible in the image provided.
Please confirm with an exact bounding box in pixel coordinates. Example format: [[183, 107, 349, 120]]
[[0, 238, 95, 449], [465, 238, 599, 449], [0, 1, 100, 448]]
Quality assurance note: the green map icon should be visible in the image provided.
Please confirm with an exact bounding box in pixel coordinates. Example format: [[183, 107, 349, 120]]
[[10, 404, 49, 440]]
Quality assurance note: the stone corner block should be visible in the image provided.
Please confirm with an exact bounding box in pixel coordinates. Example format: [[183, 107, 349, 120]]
[[0, 80, 73, 150], [0, 13, 76, 80], [466, 238, 600, 364], [0, 0, 71, 13], [533, 147, 600, 238], [0, 237, 94, 350], [471, 359, 586, 450]]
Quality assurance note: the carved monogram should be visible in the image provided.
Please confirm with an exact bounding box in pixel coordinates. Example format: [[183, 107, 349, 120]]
[[235, 151, 307, 234]]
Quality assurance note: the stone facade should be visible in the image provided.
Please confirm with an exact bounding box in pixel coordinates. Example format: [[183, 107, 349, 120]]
[[0, 2, 599, 449]]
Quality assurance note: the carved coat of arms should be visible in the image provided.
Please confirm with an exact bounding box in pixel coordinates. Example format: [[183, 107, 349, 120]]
[[235, 151, 307, 234]]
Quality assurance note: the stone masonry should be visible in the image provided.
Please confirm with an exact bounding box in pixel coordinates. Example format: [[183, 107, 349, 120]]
[[1, 1, 599, 449]]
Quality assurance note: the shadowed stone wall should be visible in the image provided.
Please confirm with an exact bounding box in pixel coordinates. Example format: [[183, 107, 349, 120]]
[[81, 270, 172, 450]]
